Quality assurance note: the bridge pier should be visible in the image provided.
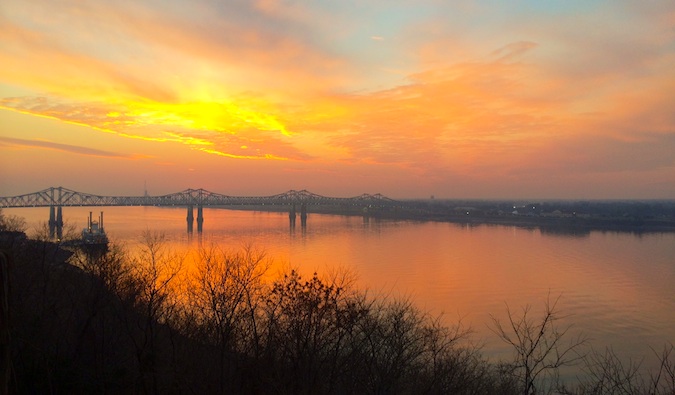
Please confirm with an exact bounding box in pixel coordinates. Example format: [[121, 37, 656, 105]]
[[56, 206, 63, 240], [300, 203, 307, 227], [197, 205, 203, 233], [289, 203, 297, 228], [49, 206, 56, 239], [48, 206, 64, 240], [187, 205, 194, 233]]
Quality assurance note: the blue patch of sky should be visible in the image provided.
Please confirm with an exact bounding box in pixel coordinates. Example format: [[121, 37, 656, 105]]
[[477, 0, 605, 16], [306, 1, 442, 90]]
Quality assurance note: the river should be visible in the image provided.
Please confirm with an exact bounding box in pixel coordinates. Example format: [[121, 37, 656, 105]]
[[8, 205, 675, 373]]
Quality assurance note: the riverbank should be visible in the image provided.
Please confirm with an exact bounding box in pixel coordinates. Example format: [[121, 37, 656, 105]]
[[224, 200, 675, 234]]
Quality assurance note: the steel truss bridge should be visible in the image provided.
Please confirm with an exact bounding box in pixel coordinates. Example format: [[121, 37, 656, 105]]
[[1, 187, 400, 236], [0, 187, 399, 208]]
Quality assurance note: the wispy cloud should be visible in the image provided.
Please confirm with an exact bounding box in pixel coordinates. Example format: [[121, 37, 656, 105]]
[[0, 136, 138, 159], [490, 41, 538, 61]]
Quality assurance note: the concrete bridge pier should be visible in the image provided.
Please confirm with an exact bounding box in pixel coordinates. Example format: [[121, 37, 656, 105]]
[[187, 205, 194, 233], [197, 205, 204, 233], [48, 206, 64, 240], [49, 206, 56, 239], [56, 206, 63, 240], [289, 203, 297, 228], [300, 203, 307, 227]]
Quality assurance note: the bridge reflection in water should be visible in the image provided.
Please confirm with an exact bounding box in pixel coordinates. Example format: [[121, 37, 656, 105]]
[[1, 187, 399, 236]]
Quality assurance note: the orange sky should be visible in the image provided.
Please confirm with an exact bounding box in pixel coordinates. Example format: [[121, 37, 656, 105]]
[[1, 0, 674, 198]]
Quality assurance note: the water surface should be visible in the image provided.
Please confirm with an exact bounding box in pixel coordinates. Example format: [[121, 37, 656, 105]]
[[9, 206, 675, 370]]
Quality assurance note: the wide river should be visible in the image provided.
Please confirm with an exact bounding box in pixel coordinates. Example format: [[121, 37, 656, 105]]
[[9, 206, 675, 373]]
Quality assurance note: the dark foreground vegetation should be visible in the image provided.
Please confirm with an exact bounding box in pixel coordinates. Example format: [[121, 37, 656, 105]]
[[0, 211, 674, 394]]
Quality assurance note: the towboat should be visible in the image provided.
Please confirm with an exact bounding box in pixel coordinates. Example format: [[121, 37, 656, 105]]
[[82, 211, 109, 245]]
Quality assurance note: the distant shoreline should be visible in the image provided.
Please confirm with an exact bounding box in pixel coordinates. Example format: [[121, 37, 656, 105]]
[[406, 214, 675, 234], [221, 203, 675, 234]]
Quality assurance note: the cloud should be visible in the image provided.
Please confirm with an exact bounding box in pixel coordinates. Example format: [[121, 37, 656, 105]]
[[301, 48, 560, 171], [284, 35, 674, 188], [490, 41, 538, 61], [0, 18, 178, 103], [0, 96, 312, 161], [0, 0, 347, 98], [512, 133, 675, 176], [0, 136, 137, 159]]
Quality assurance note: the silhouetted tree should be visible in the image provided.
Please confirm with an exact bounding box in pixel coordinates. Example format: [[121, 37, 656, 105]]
[[122, 231, 184, 395], [490, 293, 586, 395], [262, 270, 349, 393], [31, 220, 77, 242], [568, 344, 675, 395], [0, 209, 26, 233], [649, 344, 675, 394], [189, 244, 270, 393]]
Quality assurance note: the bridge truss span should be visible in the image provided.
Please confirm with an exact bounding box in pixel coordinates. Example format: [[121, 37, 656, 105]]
[[0, 187, 400, 209]]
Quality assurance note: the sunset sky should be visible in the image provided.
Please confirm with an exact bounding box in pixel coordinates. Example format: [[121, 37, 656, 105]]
[[1, 0, 674, 199]]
